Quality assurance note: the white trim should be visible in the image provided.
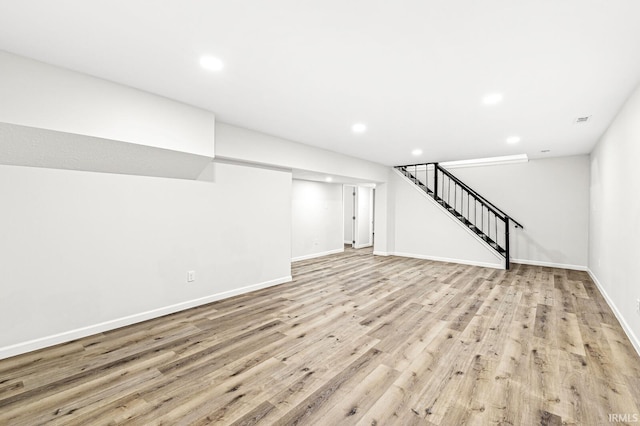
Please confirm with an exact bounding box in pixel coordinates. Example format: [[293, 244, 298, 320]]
[[394, 169, 505, 263], [511, 258, 588, 271], [390, 251, 503, 269], [291, 248, 344, 262], [373, 251, 389, 256], [0, 275, 292, 361], [587, 269, 640, 358], [354, 243, 373, 249], [344, 240, 353, 245]]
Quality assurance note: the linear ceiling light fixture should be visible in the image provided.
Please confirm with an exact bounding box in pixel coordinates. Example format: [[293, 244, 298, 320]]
[[440, 154, 528, 169]]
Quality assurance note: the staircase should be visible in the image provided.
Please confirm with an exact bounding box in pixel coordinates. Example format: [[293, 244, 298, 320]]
[[395, 163, 523, 269]]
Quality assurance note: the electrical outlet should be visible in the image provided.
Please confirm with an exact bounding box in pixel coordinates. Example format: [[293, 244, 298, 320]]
[[636, 298, 640, 314], [187, 271, 195, 283]]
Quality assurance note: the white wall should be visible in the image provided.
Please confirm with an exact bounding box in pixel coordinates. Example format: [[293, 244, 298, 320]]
[[0, 161, 291, 359], [452, 155, 590, 269], [216, 123, 392, 254], [0, 50, 215, 157], [0, 53, 397, 359], [388, 170, 504, 268], [589, 83, 640, 354], [291, 180, 344, 261], [374, 179, 392, 256], [344, 185, 355, 244], [215, 123, 389, 183]]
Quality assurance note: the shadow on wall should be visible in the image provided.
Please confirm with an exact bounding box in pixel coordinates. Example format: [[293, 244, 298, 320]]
[[514, 231, 567, 265]]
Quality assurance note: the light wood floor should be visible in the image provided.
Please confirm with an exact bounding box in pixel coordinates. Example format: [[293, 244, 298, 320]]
[[1, 248, 639, 425]]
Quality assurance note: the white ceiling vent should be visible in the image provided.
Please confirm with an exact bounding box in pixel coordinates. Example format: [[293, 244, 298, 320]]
[[574, 115, 591, 124]]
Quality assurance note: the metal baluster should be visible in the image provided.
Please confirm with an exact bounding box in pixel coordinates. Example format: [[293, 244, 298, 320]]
[[445, 175, 448, 205], [424, 165, 428, 193], [472, 196, 475, 225], [490, 211, 493, 242], [447, 176, 450, 205], [473, 197, 478, 229], [493, 212, 496, 243], [487, 211, 492, 239], [434, 165, 439, 200], [505, 217, 511, 269], [454, 183, 457, 213], [464, 190, 467, 221]]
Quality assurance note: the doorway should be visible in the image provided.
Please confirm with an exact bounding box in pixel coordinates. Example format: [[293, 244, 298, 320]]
[[343, 185, 375, 249]]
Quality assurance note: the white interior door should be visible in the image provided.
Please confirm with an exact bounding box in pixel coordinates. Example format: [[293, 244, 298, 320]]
[[343, 185, 355, 246], [355, 186, 374, 248]]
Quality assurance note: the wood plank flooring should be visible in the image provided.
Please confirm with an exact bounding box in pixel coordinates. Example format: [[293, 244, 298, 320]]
[[1, 247, 639, 425]]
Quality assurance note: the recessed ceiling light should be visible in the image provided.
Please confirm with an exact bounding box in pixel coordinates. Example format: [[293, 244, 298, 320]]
[[200, 55, 224, 71], [506, 136, 521, 144], [482, 93, 503, 105], [352, 123, 367, 133], [325, 177, 333, 182], [411, 149, 423, 156]]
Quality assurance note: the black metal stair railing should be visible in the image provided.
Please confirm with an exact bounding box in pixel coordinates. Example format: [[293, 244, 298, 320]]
[[395, 163, 523, 269]]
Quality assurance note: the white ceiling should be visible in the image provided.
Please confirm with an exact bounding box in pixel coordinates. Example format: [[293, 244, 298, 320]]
[[1, 1, 639, 166]]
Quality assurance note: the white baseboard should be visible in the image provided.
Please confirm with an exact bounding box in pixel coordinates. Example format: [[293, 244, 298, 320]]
[[390, 251, 503, 269], [587, 269, 640, 358], [0, 275, 292, 361], [511, 258, 588, 271], [354, 243, 373, 249], [372, 251, 389, 256], [292, 248, 344, 262], [344, 240, 353, 245]]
